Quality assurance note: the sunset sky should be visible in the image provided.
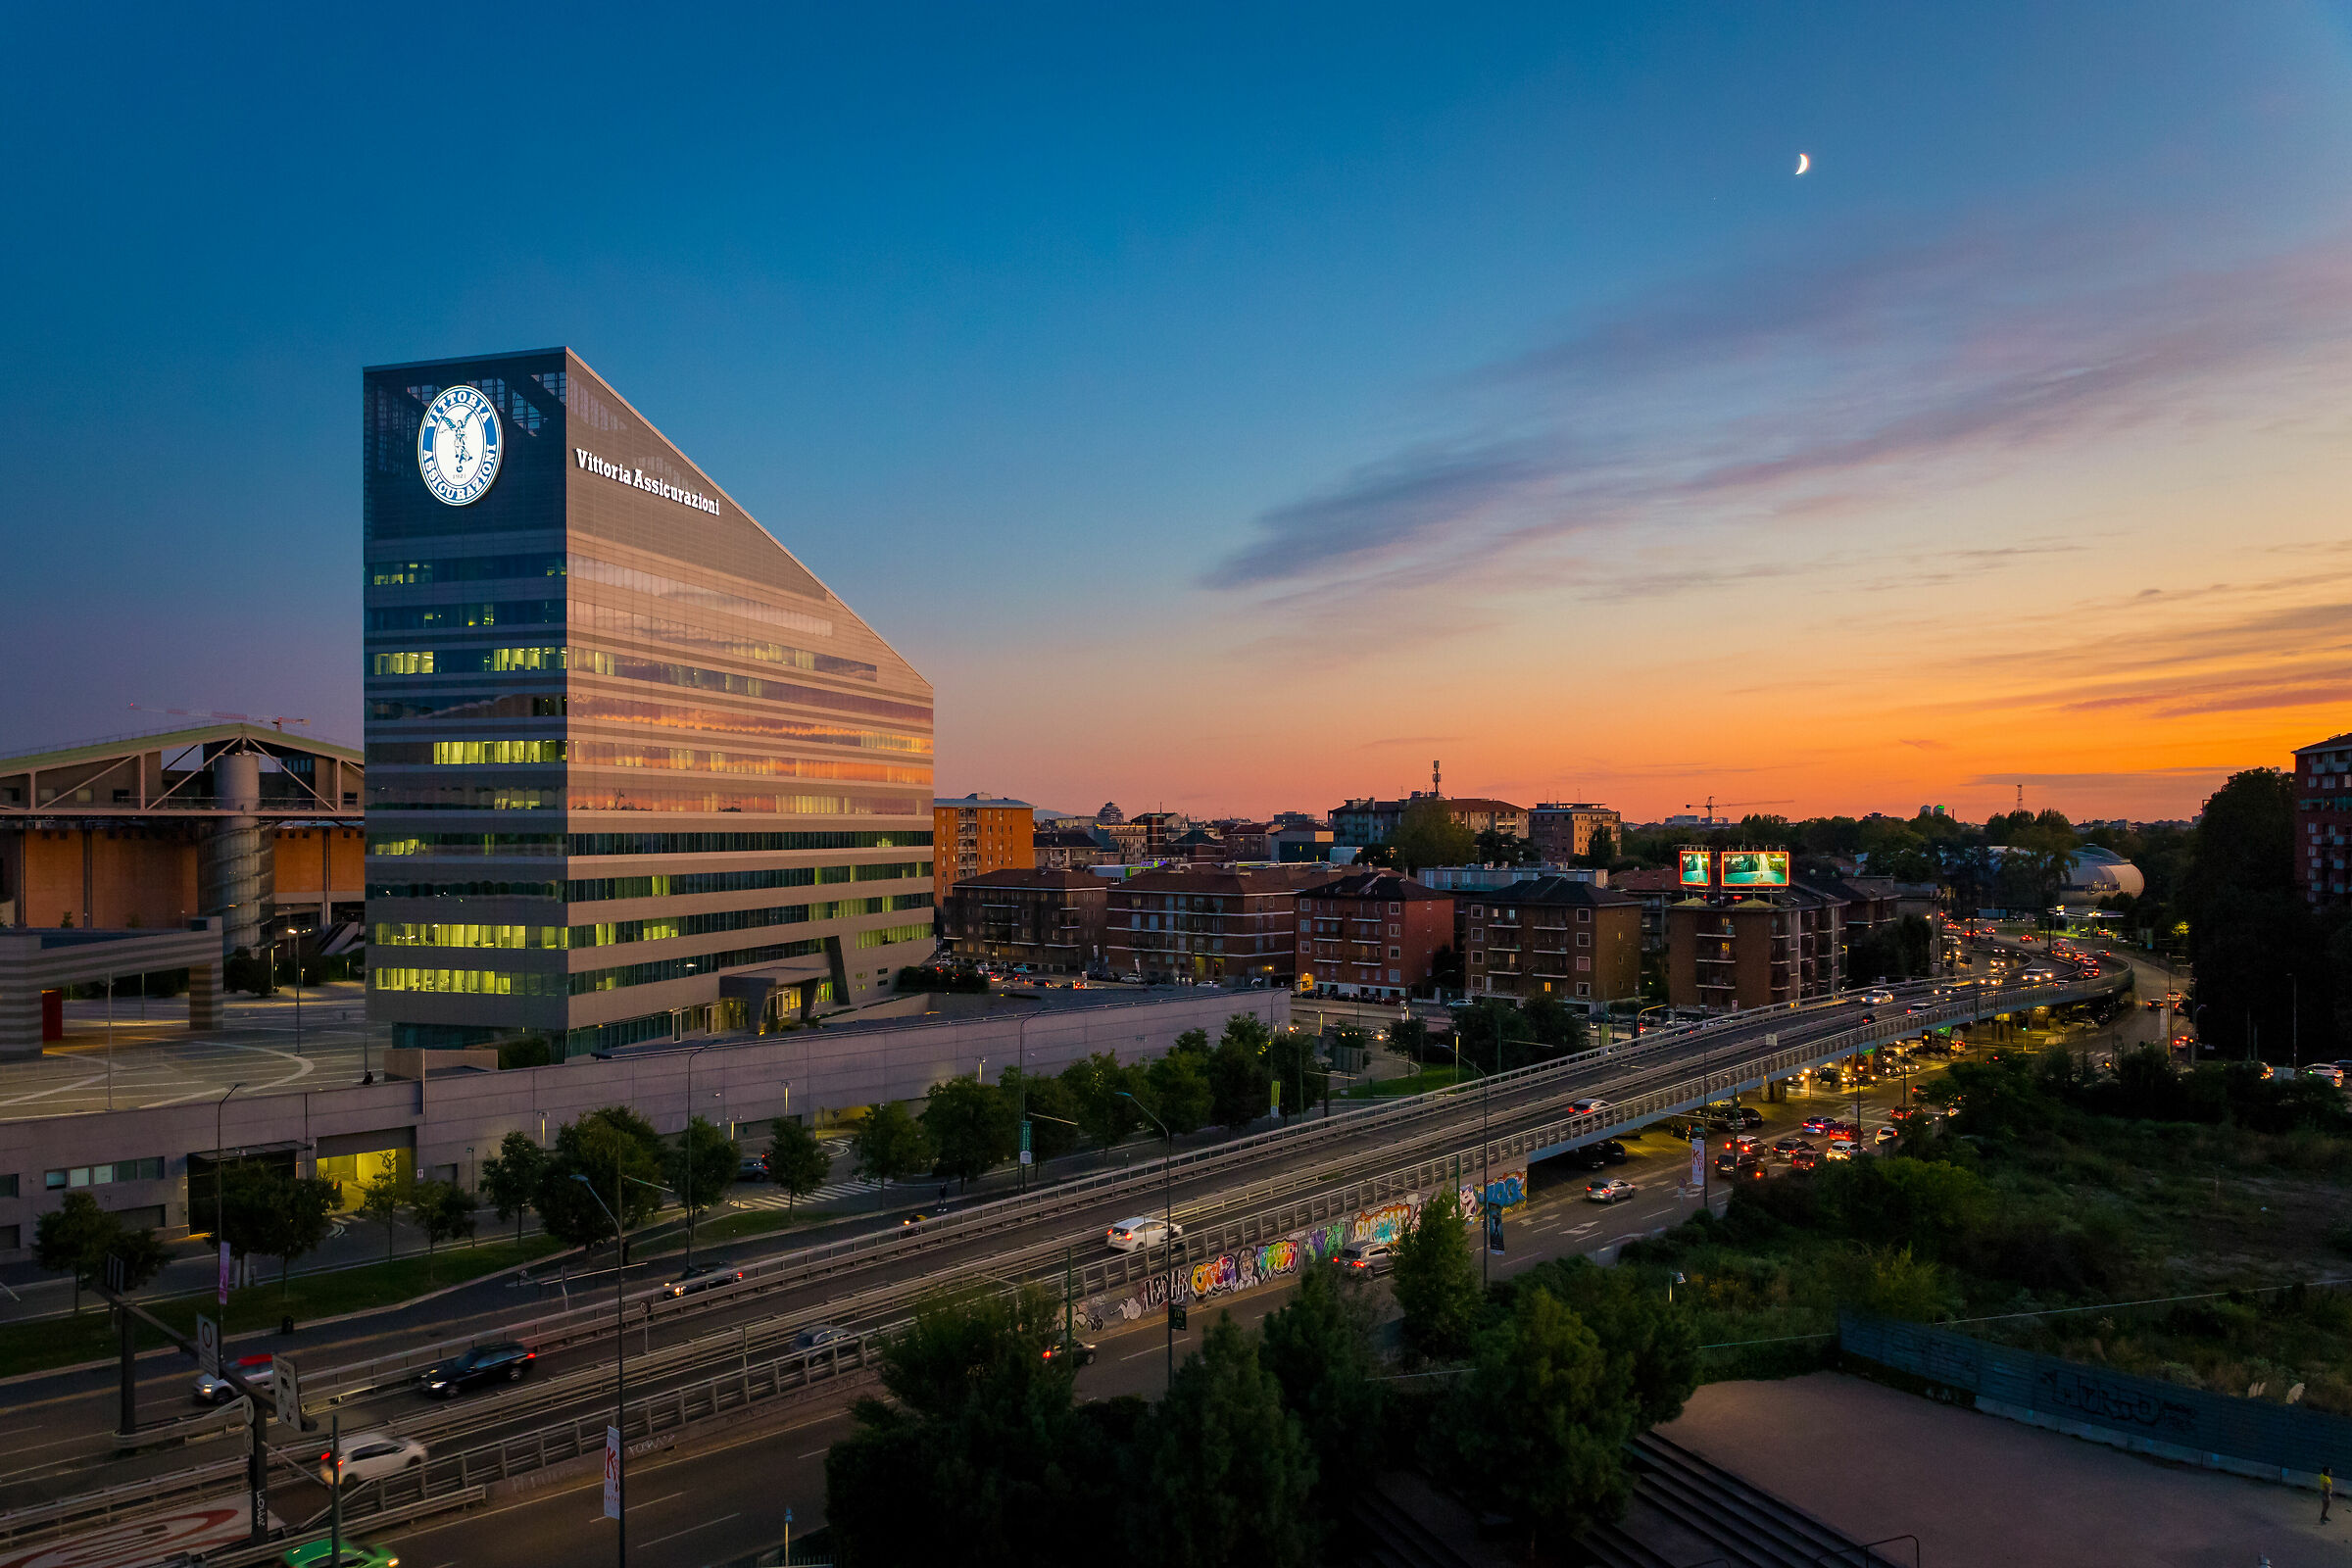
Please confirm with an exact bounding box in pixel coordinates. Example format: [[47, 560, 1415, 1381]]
[[3, 6, 2348, 823]]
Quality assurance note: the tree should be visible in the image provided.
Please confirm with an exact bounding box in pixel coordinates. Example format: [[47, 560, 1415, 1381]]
[[766, 1115, 832, 1214], [1060, 1052, 1137, 1148], [664, 1114, 740, 1237], [999, 1069, 1082, 1162], [1141, 1050, 1213, 1134], [1580, 825, 1617, 869], [1519, 993, 1587, 1054], [1208, 1013, 1275, 1127], [2186, 768, 2325, 1062], [1125, 1313, 1317, 1568], [921, 1075, 1017, 1189], [252, 1173, 337, 1297], [1263, 1028, 1330, 1116], [1436, 1286, 1635, 1549], [1391, 798, 1475, 874], [1390, 1192, 1482, 1361], [535, 1105, 666, 1250], [826, 1287, 1098, 1568], [101, 1226, 171, 1298], [853, 1101, 934, 1190], [1259, 1263, 1383, 1520], [34, 1192, 122, 1314], [357, 1167, 410, 1261], [480, 1130, 548, 1246], [409, 1180, 477, 1278], [1506, 1256, 1698, 1429], [1389, 1017, 1431, 1063]]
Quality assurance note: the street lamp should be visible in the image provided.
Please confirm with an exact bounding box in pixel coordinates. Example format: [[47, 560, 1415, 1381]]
[[681, 1046, 711, 1271], [570, 1172, 629, 1568], [1117, 1091, 1178, 1390]]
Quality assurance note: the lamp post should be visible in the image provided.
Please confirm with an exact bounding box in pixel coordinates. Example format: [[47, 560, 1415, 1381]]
[[570, 1172, 628, 1567], [681, 1046, 711, 1270], [1117, 1091, 1177, 1390]]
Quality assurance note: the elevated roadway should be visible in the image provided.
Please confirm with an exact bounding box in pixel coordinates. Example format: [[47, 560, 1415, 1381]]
[[0, 957, 2130, 1558]]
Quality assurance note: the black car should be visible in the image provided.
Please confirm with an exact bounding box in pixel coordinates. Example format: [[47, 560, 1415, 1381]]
[[737, 1154, 769, 1182], [1561, 1146, 1609, 1172], [1593, 1140, 1629, 1165], [1041, 1336, 1098, 1367], [662, 1263, 745, 1298], [417, 1341, 534, 1397]]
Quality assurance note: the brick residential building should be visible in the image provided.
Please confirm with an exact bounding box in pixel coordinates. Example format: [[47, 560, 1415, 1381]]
[[1665, 886, 1844, 1011], [934, 795, 1035, 902], [939, 868, 1107, 972], [1295, 871, 1454, 1000], [2296, 732, 2352, 909], [1529, 803, 1622, 861], [1105, 865, 1334, 987], [1607, 866, 1682, 952], [1330, 793, 1528, 846], [1457, 875, 1642, 1005], [1034, 825, 1113, 871]]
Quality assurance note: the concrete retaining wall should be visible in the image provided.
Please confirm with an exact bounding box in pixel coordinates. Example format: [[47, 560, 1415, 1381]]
[[0, 989, 1288, 1251]]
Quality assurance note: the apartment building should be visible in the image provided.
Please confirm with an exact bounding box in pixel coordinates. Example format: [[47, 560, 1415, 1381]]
[[1457, 875, 1642, 1005], [1104, 865, 1333, 987], [2296, 732, 2352, 909], [938, 867, 1107, 972], [1295, 871, 1453, 999], [1529, 802, 1621, 861], [933, 795, 1034, 901]]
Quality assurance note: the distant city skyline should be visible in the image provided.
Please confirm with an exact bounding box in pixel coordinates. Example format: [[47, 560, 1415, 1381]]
[[4, 7, 2347, 824]]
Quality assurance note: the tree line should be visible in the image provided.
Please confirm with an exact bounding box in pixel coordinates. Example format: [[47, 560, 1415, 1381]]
[[825, 1198, 1696, 1566], [846, 1013, 1330, 1193]]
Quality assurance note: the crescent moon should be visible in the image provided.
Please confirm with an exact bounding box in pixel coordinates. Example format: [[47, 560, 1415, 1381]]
[[1795, 153, 1810, 175]]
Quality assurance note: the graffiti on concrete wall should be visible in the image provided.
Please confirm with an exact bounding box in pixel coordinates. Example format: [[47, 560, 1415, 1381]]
[[1080, 1167, 1527, 1332]]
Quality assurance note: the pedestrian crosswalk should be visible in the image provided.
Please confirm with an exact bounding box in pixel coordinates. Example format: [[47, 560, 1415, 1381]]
[[733, 1177, 881, 1210]]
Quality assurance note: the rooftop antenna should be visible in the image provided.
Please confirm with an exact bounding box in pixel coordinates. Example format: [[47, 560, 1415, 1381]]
[[1433, 759, 1442, 797], [2016, 783, 2025, 810]]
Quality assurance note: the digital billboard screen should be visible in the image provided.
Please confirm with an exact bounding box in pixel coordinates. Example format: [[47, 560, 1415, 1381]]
[[1678, 850, 1712, 888], [1720, 849, 1790, 888]]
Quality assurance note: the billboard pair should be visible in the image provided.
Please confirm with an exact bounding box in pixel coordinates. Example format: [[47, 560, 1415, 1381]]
[[1679, 849, 1789, 889]]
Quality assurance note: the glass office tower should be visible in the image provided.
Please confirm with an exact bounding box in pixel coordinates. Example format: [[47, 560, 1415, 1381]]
[[363, 349, 935, 1056]]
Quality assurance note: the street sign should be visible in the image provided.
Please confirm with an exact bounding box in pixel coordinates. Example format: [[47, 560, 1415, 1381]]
[[271, 1356, 299, 1427], [1168, 1300, 1188, 1331], [604, 1425, 620, 1519], [104, 1252, 125, 1294], [1019, 1120, 1032, 1164], [195, 1313, 220, 1378]]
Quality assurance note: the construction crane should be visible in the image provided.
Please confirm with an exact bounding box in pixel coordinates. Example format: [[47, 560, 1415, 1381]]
[[1683, 796, 1793, 825]]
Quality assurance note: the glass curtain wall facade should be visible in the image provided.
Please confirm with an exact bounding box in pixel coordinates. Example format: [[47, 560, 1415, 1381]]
[[364, 349, 935, 1056]]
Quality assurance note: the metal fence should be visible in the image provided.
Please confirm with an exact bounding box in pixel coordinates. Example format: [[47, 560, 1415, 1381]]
[[1840, 1311, 2352, 1483]]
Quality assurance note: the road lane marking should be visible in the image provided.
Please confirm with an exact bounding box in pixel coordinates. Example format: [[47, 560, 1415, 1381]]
[[641, 1512, 739, 1547], [797, 1447, 828, 1458], [1122, 1346, 1162, 1361]]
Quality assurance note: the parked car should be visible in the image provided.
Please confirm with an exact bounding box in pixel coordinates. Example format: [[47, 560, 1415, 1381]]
[[1106, 1216, 1183, 1251], [416, 1342, 533, 1397], [318, 1431, 427, 1489], [193, 1352, 273, 1405], [1586, 1178, 1636, 1204], [662, 1264, 745, 1298], [1338, 1241, 1395, 1276], [1592, 1139, 1629, 1164], [793, 1324, 845, 1351]]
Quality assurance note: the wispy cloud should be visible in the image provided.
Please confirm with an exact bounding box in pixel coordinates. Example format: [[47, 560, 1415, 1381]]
[[1201, 220, 2352, 620]]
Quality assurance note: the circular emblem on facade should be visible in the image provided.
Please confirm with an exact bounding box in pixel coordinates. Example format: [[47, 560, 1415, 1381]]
[[416, 384, 503, 506]]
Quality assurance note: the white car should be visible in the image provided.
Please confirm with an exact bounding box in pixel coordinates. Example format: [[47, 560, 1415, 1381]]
[[192, 1352, 273, 1406], [1567, 1098, 1611, 1116], [318, 1431, 427, 1489], [1586, 1178, 1635, 1204], [1106, 1216, 1183, 1251], [1861, 990, 1895, 1004], [2308, 1064, 2345, 1089]]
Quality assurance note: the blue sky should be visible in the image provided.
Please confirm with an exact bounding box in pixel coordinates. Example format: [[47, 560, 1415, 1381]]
[[4, 5, 2348, 818]]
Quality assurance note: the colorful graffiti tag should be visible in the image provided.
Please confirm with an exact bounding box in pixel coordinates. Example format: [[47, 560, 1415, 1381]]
[[1080, 1168, 1527, 1332]]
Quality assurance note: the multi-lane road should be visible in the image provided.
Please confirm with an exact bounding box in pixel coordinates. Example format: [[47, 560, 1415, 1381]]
[[1, 954, 2130, 1563]]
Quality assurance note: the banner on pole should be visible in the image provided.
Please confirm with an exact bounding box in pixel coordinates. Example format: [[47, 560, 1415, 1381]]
[[1689, 1137, 1705, 1190], [218, 1242, 232, 1305], [604, 1425, 621, 1519]]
